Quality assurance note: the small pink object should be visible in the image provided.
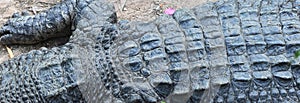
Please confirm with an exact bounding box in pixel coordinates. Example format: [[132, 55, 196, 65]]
[[164, 8, 176, 15]]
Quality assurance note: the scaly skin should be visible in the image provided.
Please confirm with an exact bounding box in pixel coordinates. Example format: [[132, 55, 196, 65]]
[[1, 0, 300, 103], [0, 0, 119, 102]]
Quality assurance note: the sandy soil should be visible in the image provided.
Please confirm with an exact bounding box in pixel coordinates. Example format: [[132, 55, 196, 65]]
[[0, 0, 215, 63]]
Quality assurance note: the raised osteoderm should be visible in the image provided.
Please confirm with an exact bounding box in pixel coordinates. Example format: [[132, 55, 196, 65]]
[[1, 0, 300, 102]]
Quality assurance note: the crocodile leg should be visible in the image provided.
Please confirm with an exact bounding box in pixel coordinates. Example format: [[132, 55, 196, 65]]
[[0, 44, 85, 102], [0, 0, 119, 102], [0, 0, 80, 44]]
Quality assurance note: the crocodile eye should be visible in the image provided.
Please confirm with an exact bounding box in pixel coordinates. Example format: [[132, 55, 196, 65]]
[[123, 56, 144, 72], [118, 41, 140, 57]]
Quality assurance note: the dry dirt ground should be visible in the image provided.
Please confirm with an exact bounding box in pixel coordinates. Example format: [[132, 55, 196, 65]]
[[0, 0, 215, 63]]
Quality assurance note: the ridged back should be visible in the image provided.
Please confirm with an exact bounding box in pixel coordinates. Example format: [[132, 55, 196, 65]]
[[106, 0, 300, 102]]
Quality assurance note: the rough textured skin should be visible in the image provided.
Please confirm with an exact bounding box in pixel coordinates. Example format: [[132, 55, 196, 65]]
[[1, 0, 300, 103]]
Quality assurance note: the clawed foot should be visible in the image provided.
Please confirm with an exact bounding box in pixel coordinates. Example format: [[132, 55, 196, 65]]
[[0, 10, 36, 45], [0, 4, 73, 45]]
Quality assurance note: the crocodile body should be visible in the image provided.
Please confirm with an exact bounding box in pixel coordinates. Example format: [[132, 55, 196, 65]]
[[1, 0, 300, 102]]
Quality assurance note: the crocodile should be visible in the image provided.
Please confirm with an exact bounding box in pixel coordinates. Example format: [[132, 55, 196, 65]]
[[1, 0, 300, 102]]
